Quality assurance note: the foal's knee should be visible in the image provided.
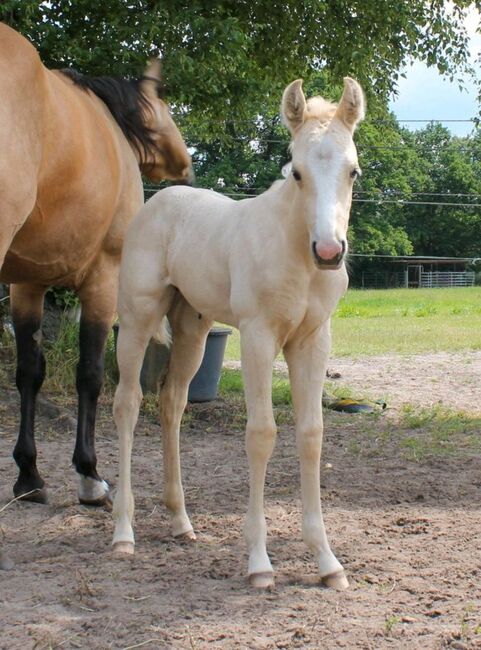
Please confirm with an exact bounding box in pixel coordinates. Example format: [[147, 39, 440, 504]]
[[245, 418, 277, 459], [297, 426, 323, 460], [113, 382, 143, 424]]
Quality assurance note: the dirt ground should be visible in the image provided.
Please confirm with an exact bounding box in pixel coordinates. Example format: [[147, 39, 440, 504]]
[[1, 352, 480, 649]]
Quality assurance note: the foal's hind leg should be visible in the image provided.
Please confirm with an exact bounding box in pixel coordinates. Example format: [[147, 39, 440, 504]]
[[160, 299, 212, 538], [10, 284, 48, 503], [112, 290, 174, 554], [284, 323, 348, 590]]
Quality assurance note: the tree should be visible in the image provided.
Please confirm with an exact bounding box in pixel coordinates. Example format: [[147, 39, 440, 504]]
[[1, 0, 479, 140], [403, 124, 481, 257]]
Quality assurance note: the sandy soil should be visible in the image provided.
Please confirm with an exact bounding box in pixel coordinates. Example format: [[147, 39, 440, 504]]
[[1, 352, 480, 649]]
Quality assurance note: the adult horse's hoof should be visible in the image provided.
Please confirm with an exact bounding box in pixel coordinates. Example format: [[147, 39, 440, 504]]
[[321, 570, 349, 591], [13, 484, 48, 504], [78, 477, 111, 509], [112, 541, 135, 556], [79, 492, 113, 511], [249, 572, 275, 589]]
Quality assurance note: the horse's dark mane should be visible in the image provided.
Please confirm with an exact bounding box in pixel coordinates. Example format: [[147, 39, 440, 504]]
[[60, 69, 161, 161]]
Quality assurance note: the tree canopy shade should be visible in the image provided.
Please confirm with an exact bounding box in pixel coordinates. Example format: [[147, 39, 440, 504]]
[[3, 1, 481, 271], [2, 0, 480, 139]]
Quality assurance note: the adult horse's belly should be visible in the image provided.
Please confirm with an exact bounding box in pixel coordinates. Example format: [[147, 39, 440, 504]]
[[0, 205, 112, 286], [0, 248, 86, 285]]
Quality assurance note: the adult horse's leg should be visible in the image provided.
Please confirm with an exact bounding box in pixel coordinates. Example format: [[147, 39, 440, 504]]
[[112, 288, 174, 554], [283, 323, 348, 590], [160, 298, 212, 539], [73, 263, 117, 506], [240, 320, 279, 588], [10, 283, 48, 503]]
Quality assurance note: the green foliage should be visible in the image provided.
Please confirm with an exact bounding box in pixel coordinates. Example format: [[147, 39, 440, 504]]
[[2, 0, 478, 142], [43, 315, 80, 393], [43, 315, 118, 394], [47, 287, 79, 310], [2, 2, 481, 259]]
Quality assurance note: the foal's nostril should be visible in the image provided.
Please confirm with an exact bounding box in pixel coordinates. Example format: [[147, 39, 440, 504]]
[[313, 239, 345, 262]]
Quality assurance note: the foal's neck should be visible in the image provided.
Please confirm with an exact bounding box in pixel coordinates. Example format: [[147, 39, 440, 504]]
[[269, 177, 313, 266]]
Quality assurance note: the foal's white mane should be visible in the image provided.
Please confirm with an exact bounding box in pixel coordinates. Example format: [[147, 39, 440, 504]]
[[305, 96, 337, 125]]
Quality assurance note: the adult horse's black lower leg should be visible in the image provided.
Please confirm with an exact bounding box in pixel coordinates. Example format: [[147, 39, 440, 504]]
[[11, 284, 47, 503], [72, 319, 111, 506]]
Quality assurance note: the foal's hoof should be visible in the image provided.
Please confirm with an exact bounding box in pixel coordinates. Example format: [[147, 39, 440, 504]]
[[13, 485, 48, 505], [321, 570, 349, 591], [249, 572, 275, 590], [175, 529, 197, 542], [0, 551, 14, 571], [112, 542, 135, 556], [78, 478, 112, 510]]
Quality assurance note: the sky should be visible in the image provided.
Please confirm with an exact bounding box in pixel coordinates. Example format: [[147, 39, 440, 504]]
[[389, 8, 481, 137]]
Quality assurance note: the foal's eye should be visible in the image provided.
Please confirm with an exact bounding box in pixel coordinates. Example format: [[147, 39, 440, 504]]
[[292, 169, 302, 182], [350, 168, 360, 180]]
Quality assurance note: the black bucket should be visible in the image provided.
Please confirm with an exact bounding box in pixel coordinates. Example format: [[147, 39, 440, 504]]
[[188, 327, 232, 402]]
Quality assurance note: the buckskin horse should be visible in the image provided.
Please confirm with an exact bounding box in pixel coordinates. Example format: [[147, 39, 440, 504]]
[[0, 23, 192, 507], [111, 77, 364, 589]]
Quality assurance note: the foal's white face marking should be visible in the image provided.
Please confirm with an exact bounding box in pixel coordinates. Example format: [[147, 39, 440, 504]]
[[291, 121, 361, 268], [281, 77, 365, 270]]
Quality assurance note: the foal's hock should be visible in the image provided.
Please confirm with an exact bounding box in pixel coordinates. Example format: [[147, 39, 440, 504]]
[[112, 77, 365, 589]]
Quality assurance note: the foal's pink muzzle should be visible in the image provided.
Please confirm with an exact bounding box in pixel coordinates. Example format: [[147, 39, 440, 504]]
[[312, 240, 346, 269]]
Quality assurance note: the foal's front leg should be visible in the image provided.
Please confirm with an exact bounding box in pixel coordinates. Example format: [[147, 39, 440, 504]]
[[240, 321, 279, 588], [284, 323, 348, 590]]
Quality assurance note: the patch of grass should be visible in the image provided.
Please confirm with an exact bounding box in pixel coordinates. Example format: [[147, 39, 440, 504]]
[[384, 615, 401, 635], [219, 368, 292, 405], [43, 315, 80, 393], [218, 367, 244, 396], [42, 316, 118, 396], [332, 287, 481, 356], [218, 368, 293, 423], [392, 404, 481, 460], [223, 288, 481, 360]]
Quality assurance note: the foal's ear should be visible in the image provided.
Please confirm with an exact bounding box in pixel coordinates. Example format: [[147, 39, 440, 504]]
[[140, 58, 163, 100], [335, 77, 365, 132], [281, 79, 307, 133]]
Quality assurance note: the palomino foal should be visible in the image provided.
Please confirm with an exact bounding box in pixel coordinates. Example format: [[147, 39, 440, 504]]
[[113, 78, 365, 589]]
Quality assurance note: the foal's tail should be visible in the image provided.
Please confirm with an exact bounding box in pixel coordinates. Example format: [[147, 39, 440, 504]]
[[152, 316, 172, 347]]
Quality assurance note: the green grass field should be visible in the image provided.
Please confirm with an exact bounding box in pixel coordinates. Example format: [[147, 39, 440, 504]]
[[223, 287, 481, 359]]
